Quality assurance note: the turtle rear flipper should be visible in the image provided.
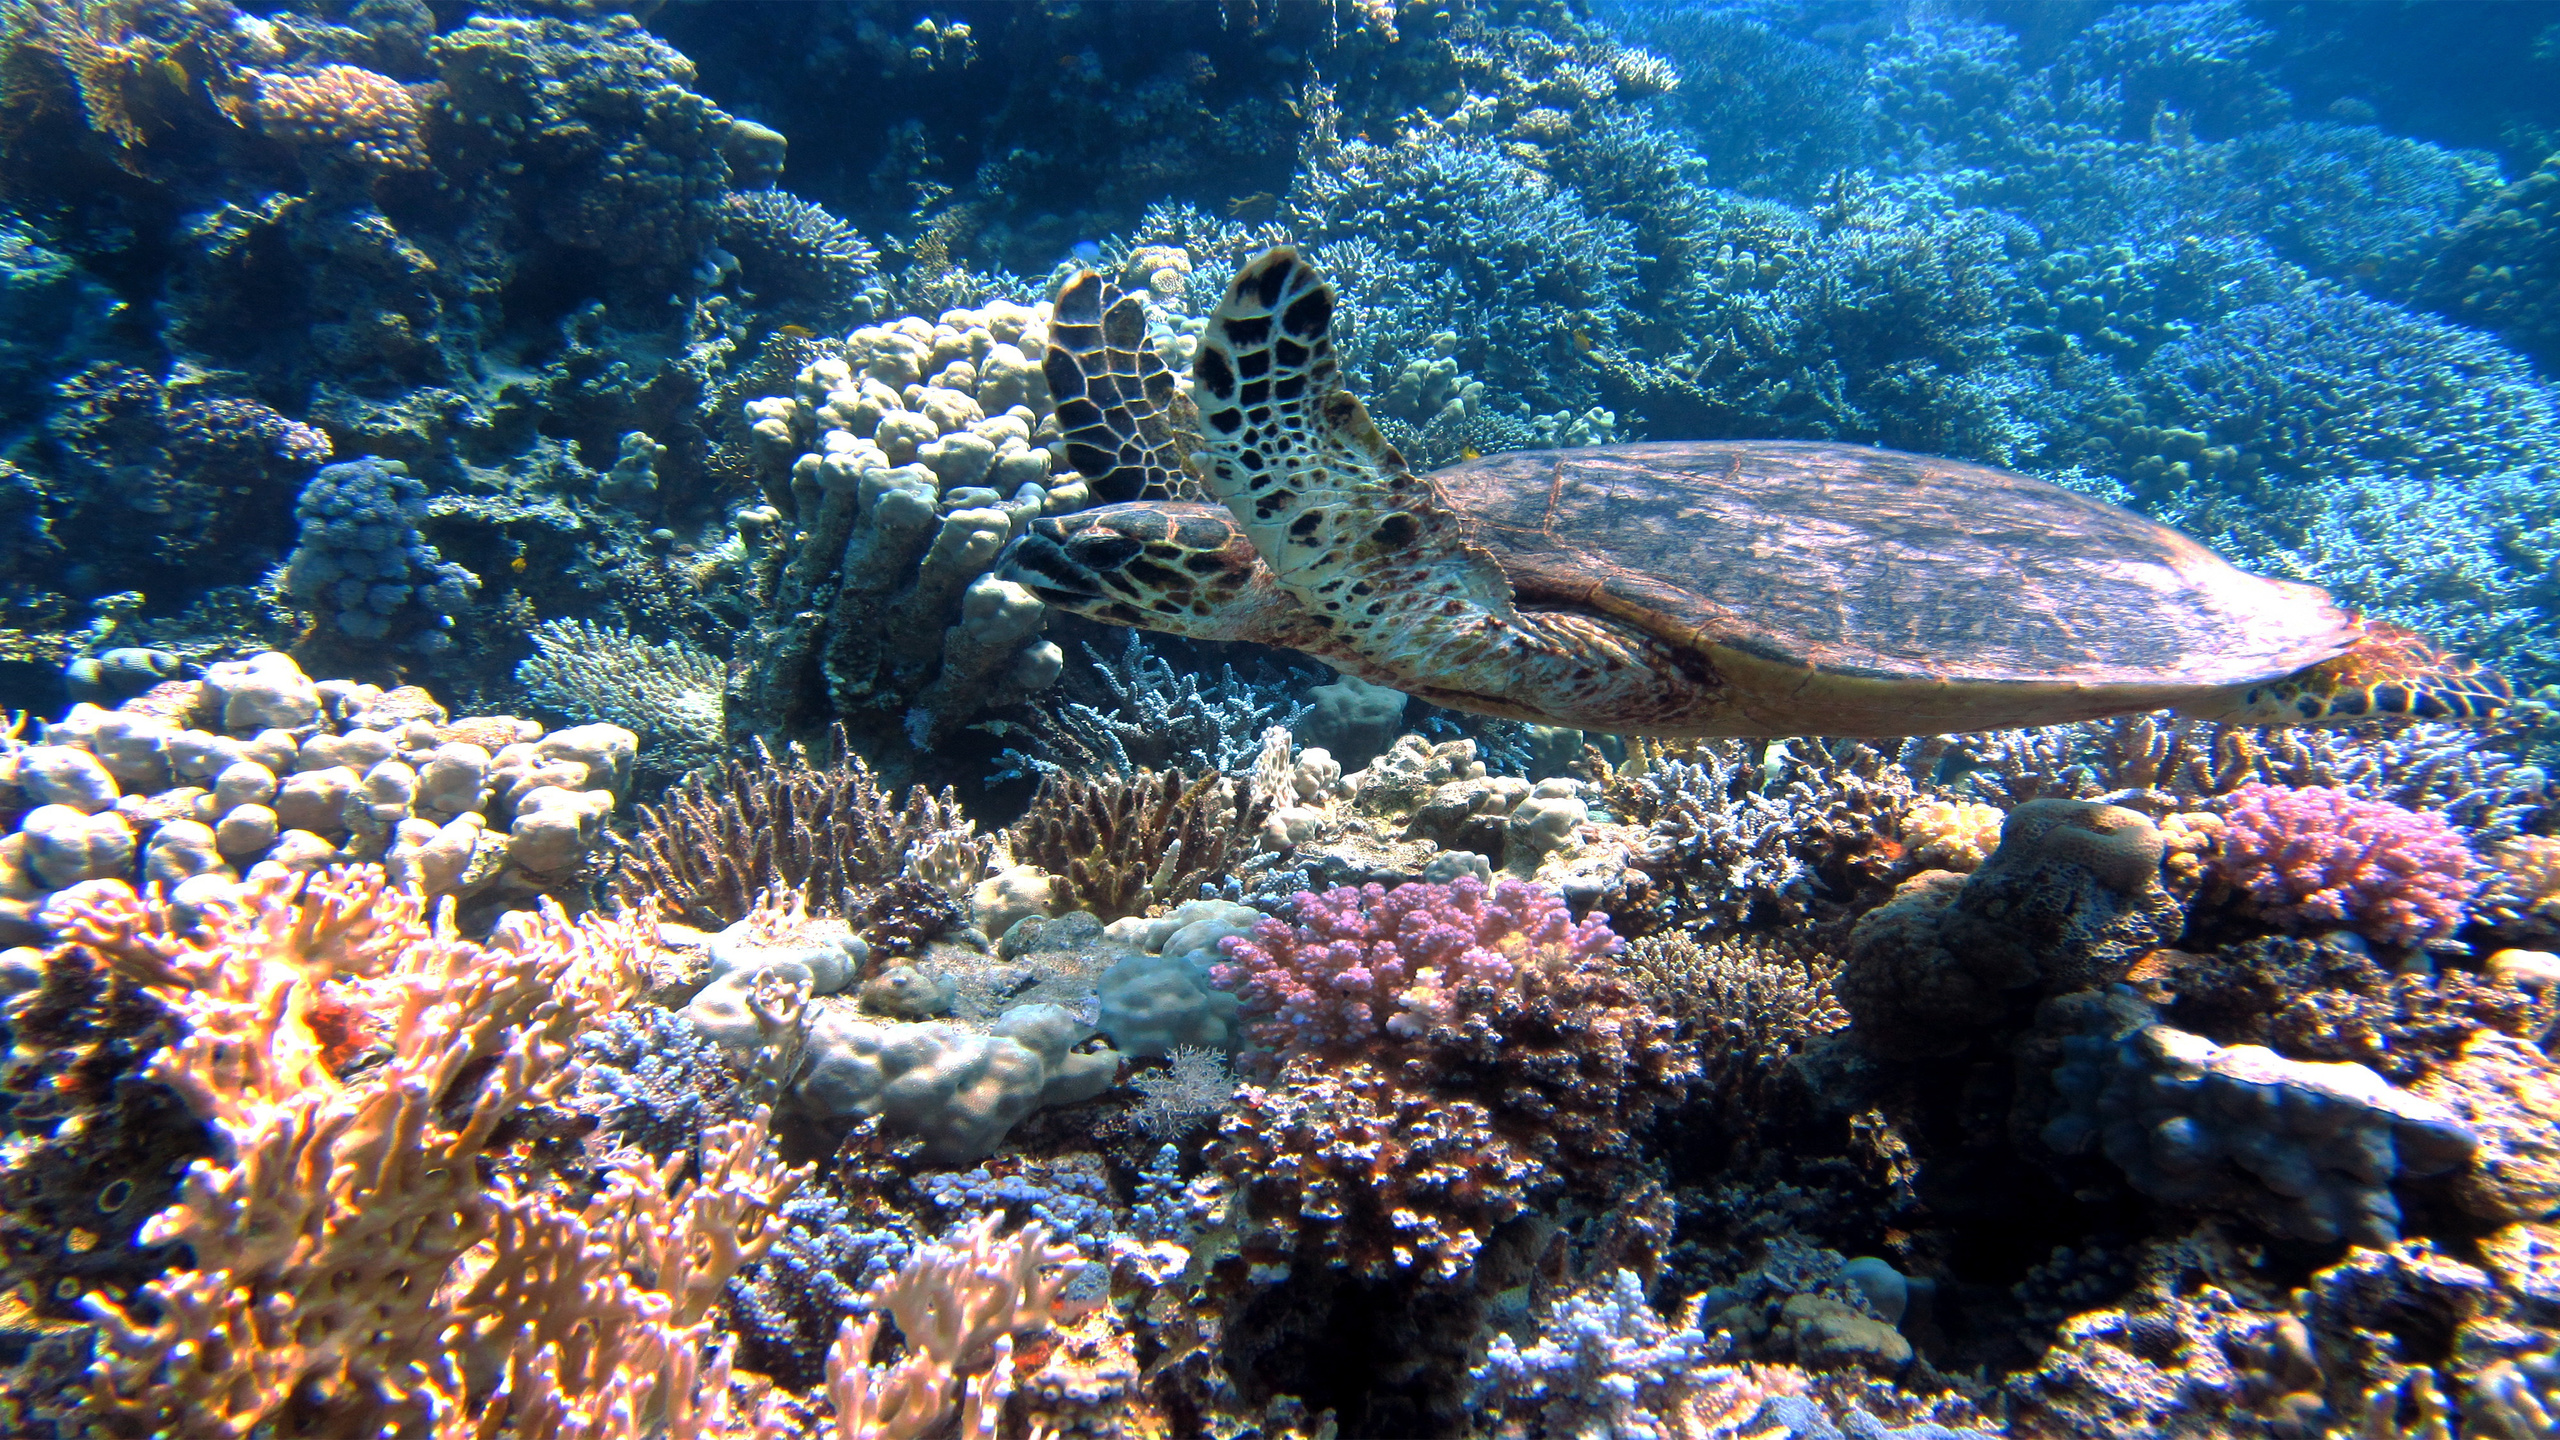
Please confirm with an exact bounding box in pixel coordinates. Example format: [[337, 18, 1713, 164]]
[[1044, 269, 1199, 503], [2182, 623, 2514, 724], [1191, 247, 1523, 673]]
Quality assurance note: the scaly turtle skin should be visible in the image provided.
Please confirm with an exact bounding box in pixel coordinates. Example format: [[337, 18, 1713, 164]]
[[1002, 248, 2511, 738]]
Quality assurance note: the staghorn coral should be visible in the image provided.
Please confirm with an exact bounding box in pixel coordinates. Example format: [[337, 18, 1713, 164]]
[[2208, 784, 2478, 948], [251, 64, 427, 172], [1471, 1268, 1804, 1440], [997, 632, 1313, 782], [1009, 767, 1266, 923], [1607, 745, 1812, 931], [615, 733, 987, 927], [516, 616, 726, 767]]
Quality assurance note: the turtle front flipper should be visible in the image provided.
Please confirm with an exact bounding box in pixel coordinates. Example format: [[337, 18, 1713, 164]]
[[2180, 622, 2514, 725], [1191, 248, 1531, 684], [996, 501, 1328, 649], [1044, 269, 1199, 503]]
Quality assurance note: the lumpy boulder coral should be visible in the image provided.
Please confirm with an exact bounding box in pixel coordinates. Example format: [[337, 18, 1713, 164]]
[[1839, 799, 2183, 1057]]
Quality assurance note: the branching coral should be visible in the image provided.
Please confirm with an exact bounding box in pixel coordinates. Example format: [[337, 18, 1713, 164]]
[[616, 733, 988, 926], [1210, 878, 1692, 1280], [997, 633, 1313, 782], [1008, 767, 1266, 923], [1213, 874, 1621, 1053], [2209, 784, 2477, 948], [55, 866, 805, 1438], [516, 616, 727, 765], [821, 1211, 1084, 1440], [722, 189, 879, 318], [1626, 926, 1847, 1115]]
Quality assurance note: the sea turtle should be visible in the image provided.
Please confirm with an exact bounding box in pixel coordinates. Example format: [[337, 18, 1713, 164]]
[[998, 247, 2511, 738]]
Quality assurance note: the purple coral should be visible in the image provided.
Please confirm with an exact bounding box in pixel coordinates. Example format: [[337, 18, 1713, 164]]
[[2212, 784, 2477, 947], [1210, 876, 1621, 1053]]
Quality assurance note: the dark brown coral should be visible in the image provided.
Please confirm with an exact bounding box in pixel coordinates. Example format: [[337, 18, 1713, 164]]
[[1626, 924, 1848, 1113], [2157, 934, 2557, 1082], [1008, 768, 1267, 922], [0, 940, 209, 1322], [614, 727, 990, 926]]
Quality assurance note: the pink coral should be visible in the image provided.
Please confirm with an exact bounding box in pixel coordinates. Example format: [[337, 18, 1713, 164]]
[[2211, 784, 2478, 947], [1207, 880, 1688, 1282], [1210, 875, 1621, 1053]]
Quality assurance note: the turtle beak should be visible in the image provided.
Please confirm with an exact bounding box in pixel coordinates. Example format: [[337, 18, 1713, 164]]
[[997, 517, 1123, 607]]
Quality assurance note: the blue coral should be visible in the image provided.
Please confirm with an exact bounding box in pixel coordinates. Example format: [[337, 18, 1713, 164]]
[[280, 458, 480, 651]]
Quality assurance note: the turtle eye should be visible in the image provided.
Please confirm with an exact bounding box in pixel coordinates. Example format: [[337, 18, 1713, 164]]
[[1065, 532, 1144, 570]]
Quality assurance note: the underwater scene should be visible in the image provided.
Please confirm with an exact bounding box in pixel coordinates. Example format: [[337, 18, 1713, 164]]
[[4, 0, 2560, 1435]]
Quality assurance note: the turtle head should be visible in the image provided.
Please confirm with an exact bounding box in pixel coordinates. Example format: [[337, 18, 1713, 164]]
[[997, 501, 1278, 642]]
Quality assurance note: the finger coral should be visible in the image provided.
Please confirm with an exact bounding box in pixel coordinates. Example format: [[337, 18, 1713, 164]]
[[2210, 783, 2478, 947]]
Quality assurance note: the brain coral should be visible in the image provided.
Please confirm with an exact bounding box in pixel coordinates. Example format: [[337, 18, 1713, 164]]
[[2210, 784, 2476, 948]]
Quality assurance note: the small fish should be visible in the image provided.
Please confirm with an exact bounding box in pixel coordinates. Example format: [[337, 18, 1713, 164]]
[[1226, 192, 1276, 222], [778, 324, 814, 339], [1461, 446, 1482, 460], [1570, 328, 1594, 352], [509, 556, 528, 574]]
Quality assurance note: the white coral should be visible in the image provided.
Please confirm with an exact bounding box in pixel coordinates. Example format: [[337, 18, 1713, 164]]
[[516, 618, 725, 760]]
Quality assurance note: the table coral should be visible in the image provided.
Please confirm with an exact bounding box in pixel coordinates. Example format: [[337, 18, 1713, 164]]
[[2209, 783, 2477, 948]]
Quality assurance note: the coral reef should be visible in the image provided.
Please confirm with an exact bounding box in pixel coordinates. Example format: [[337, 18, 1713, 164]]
[[0, 1, 2556, 1434]]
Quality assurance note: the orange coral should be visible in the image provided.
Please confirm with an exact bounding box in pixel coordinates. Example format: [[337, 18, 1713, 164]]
[[253, 64, 428, 171], [62, 866, 802, 1440]]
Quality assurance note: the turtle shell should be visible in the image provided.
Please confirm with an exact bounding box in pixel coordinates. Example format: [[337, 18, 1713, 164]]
[[1430, 440, 2359, 690]]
